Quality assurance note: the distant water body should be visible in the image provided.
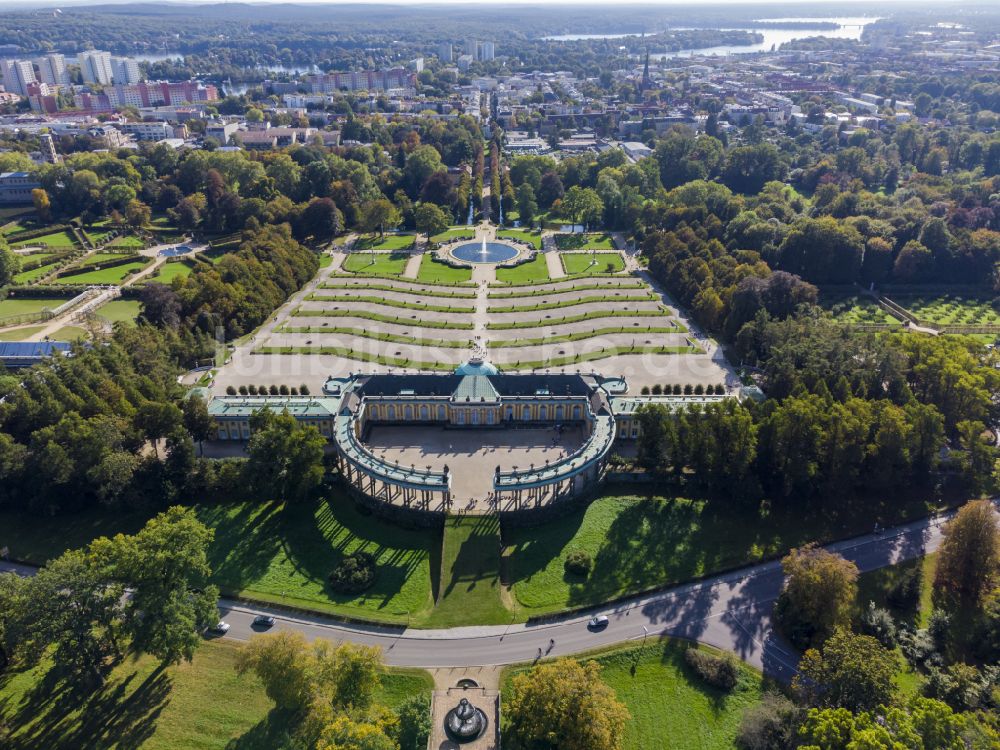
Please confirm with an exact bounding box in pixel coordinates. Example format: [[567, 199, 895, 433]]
[[542, 16, 880, 57]]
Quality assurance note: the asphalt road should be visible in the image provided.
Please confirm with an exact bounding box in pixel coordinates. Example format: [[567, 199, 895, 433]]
[[0, 507, 965, 681]]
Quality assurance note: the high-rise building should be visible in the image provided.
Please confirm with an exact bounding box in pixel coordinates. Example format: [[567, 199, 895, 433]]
[[111, 56, 142, 84], [437, 42, 453, 63], [465, 39, 479, 60], [480, 42, 495, 61], [0, 59, 36, 96], [79, 50, 113, 85], [36, 53, 70, 87]]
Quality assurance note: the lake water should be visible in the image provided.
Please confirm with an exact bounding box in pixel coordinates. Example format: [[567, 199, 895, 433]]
[[543, 16, 880, 58]]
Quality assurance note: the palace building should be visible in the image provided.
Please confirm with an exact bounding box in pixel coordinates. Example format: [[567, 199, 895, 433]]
[[205, 356, 735, 516]]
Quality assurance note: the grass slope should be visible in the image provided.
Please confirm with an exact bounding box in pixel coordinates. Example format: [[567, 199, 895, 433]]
[[0, 496, 437, 626], [426, 515, 510, 628], [506, 491, 940, 616]]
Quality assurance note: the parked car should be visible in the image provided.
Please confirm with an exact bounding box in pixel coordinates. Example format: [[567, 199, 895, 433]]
[[208, 620, 230, 635], [587, 615, 609, 631], [253, 615, 276, 628]]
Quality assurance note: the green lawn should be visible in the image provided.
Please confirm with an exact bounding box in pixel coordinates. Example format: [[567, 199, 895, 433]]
[[415, 255, 473, 284], [19, 250, 61, 264], [10, 230, 77, 249], [106, 235, 147, 249], [821, 293, 902, 327], [0, 325, 45, 341], [497, 229, 543, 250], [429, 227, 475, 244], [561, 252, 626, 276], [52, 260, 150, 285], [502, 640, 764, 750], [426, 515, 510, 628], [506, 491, 940, 616], [0, 638, 430, 750], [84, 227, 116, 246], [0, 297, 66, 320], [495, 254, 550, 284], [0, 496, 437, 626], [353, 234, 415, 252], [555, 233, 616, 251], [13, 261, 61, 284], [342, 251, 410, 276], [144, 261, 196, 285], [80, 252, 138, 267], [891, 294, 1000, 327], [50, 326, 88, 341], [96, 299, 143, 324]]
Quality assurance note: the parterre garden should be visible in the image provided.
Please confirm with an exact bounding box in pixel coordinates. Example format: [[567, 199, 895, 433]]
[[887, 292, 1000, 327]]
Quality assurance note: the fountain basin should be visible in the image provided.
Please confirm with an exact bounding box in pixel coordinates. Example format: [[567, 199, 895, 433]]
[[450, 241, 519, 264]]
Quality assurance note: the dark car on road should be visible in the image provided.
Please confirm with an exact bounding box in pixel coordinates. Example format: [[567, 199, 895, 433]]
[[253, 615, 276, 628]]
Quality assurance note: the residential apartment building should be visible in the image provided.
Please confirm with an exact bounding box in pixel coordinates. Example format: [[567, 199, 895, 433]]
[[36, 54, 70, 87], [111, 56, 142, 85], [480, 42, 495, 62], [79, 50, 114, 85], [438, 43, 453, 63], [1, 59, 36, 96], [304, 68, 415, 93]]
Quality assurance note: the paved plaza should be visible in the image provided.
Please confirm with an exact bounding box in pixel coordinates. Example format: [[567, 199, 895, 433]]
[[362, 424, 585, 512]]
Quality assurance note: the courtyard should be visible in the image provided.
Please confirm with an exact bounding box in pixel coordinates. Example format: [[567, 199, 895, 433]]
[[362, 424, 586, 512]]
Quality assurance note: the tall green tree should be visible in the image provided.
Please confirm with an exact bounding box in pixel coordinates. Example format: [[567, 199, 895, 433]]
[[776, 545, 858, 648], [934, 499, 1000, 607], [793, 629, 898, 712], [94, 506, 219, 665], [245, 409, 326, 502], [505, 658, 629, 750]]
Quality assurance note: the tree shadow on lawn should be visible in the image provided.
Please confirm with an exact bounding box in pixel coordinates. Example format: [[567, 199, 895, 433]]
[[564, 492, 914, 611], [501, 506, 586, 583], [276, 495, 433, 615], [199, 501, 286, 593], [226, 707, 297, 750], [3, 661, 171, 750], [440, 515, 501, 602]]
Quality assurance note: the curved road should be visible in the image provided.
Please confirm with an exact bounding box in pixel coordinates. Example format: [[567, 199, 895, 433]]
[[3, 506, 974, 682]]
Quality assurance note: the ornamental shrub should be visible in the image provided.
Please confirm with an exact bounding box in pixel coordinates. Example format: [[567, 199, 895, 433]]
[[329, 551, 377, 594], [564, 549, 592, 577], [684, 648, 739, 691]]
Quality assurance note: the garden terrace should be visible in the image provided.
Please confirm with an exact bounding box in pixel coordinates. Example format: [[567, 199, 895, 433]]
[[554, 233, 617, 251], [342, 250, 411, 275], [561, 251, 627, 276], [322, 280, 478, 298]]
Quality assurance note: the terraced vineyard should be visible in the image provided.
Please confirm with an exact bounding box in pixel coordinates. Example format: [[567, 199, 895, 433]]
[[237, 249, 725, 391]]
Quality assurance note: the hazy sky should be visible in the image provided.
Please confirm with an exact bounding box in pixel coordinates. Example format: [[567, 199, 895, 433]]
[[4, 0, 930, 5]]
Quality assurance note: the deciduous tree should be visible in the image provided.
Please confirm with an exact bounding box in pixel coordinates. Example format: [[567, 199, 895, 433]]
[[934, 499, 1000, 607], [505, 658, 629, 750]]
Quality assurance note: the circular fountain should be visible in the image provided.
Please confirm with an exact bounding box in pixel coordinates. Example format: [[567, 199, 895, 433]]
[[443, 698, 489, 744], [450, 236, 519, 264]]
